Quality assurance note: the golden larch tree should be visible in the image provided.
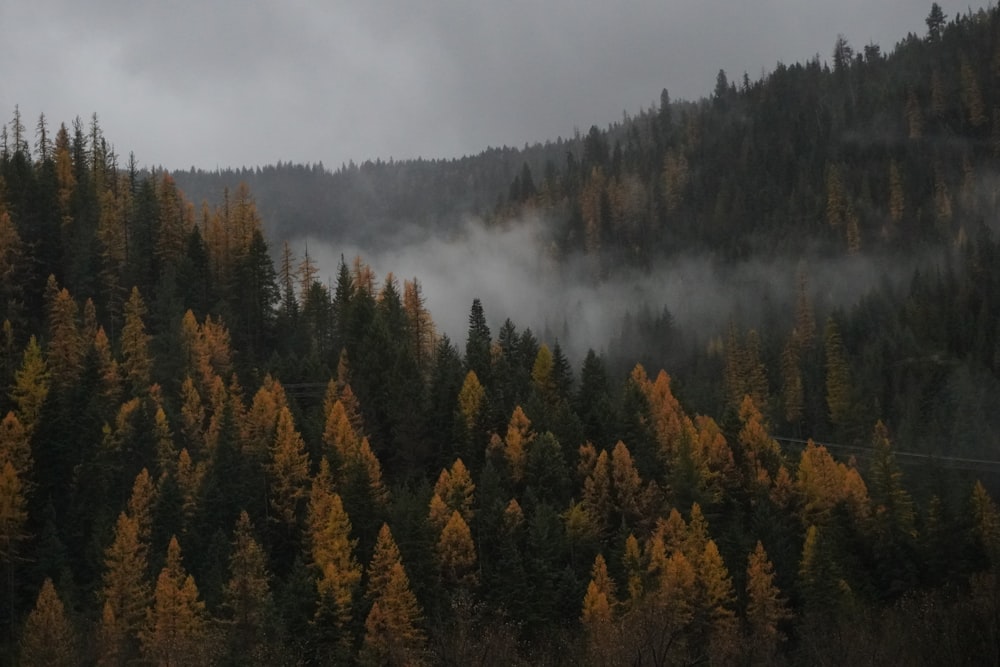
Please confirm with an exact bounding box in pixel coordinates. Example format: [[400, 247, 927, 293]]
[[223, 511, 273, 657], [98, 512, 149, 665], [307, 459, 361, 650], [362, 523, 426, 666], [19, 577, 78, 667], [11, 335, 49, 436], [120, 287, 152, 395], [268, 406, 310, 527], [745, 541, 791, 663], [142, 536, 208, 666], [581, 553, 619, 665], [436, 510, 477, 588]]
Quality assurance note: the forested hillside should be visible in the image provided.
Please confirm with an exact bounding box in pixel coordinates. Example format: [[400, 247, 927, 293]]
[[2, 4, 1000, 666]]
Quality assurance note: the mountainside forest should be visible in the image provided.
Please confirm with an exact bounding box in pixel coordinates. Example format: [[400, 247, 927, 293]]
[[3, 3, 1000, 666]]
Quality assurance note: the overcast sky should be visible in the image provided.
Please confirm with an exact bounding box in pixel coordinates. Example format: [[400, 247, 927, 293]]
[[2, 1, 972, 171]]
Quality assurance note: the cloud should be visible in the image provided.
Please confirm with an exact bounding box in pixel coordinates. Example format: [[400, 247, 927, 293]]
[[1, 0, 967, 170], [298, 214, 922, 367]]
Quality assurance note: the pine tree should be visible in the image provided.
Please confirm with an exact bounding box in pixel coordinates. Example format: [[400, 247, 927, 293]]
[[142, 536, 208, 666], [18, 578, 78, 667]]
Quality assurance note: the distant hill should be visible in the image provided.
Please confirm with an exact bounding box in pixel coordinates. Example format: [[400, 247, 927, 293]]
[[175, 5, 1000, 269]]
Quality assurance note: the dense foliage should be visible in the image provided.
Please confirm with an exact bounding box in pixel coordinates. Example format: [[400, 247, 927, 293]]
[[2, 4, 1000, 665]]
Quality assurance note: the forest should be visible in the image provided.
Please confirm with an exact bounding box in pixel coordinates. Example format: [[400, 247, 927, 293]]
[[3, 3, 1000, 666]]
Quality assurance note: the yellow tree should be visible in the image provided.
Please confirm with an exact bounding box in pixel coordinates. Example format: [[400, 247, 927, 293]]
[[142, 536, 208, 666], [98, 512, 149, 665], [745, 541, 791, 663], [362, 523, 426, 666], [11, 335, 48, 436], [18, 578, 78, 667], [268, 406, 310, 528], [610, 440, 643, 525], [306, 459, 361, 654], [428, 458, 475, 532], [738, 395, 782, 489], [436, 510, 477, 588], [582, 449, 612, 536], [120, 287, 152, 395], [45, 281, 84, 392], [456, 370, 485, 435], [0, 411, 31, 483], [581, 553, 618, 662], [694, 539, 738, 663], [503, 405, 534, 484], [403, 277, 436, 373]]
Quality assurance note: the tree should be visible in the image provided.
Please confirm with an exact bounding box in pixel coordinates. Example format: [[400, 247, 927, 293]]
[[361, 523, 426, 666], [926, 3, 946, 41], [142, 536, 208, 666], [0, 411, 31, 484], [98, 512, 149, 665], [436, 510, 478, 588], [121, 287, 152, 395], [268, 406, 310, 528], [306, 460, 361, 656], [429, 458, 475, 531], [11, 335, 49, 436], [222, 511, 274, 664], [581, 553, 618, 665], [503, 405, 534, 484], [824, 317, 851, 433], [45, 280, 84, 391], [744, 541, 791, 662], [18, 578, 78, 667], [465, 298, 491, 385]]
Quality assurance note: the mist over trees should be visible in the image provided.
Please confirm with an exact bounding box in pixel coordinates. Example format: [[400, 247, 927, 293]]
[[2, 3, 1000, 665]]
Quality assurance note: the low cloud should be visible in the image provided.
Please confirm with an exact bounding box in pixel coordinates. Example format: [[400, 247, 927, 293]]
[[298, 215, 923, 366]]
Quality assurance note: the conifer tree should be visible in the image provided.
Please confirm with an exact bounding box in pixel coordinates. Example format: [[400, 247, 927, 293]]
[[121, 287, 152, 395], [18, 578, 77, 667], [0, 411, 31, 484], [98, 512, 149, 665], [223, 511, 274, 663], [306, 459, 361, 654], [11, 335, 48, 436], [503, 405, 534, 484], [142, 536, 208, 666], [268, 406, 310, 528], [745, 541, 791, 662], [362, 523, 426, 666], [581, 553, 618, 664], [824, 317, 851, 432], [45, 280, 83, 391], [436, 510, 477, 588]]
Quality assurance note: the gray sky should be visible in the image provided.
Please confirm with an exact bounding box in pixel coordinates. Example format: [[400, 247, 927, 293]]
[[2, 0, 969, 171]]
